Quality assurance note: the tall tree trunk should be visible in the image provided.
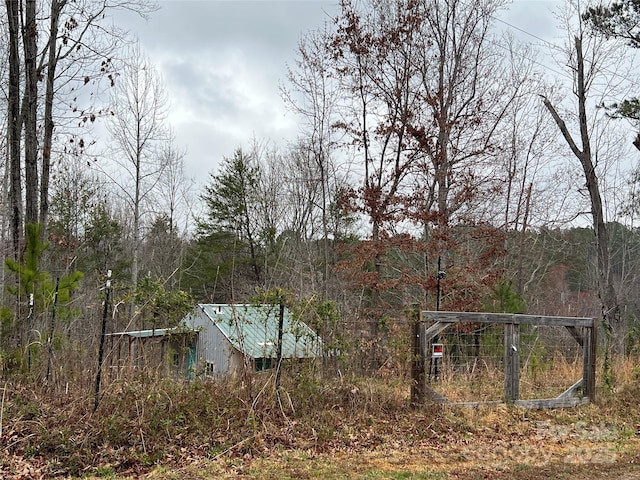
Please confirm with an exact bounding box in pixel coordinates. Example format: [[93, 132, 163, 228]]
[[23, 0, 39, 226], [242, 195, 261, 283], [516, 183, 532, 294], [318, 147, 330, 299], [542, 36, 621, 344], [6, 0, 22, 260], [40, 0, 66, 235], [132, 144, 141, 293]]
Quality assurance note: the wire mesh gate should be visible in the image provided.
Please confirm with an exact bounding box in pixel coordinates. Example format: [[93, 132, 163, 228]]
[[411, 311, 596, 408]]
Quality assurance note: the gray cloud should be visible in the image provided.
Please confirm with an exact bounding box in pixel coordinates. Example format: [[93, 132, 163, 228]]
[[111, 0, 563, 190], [111, 1, 338, 184]]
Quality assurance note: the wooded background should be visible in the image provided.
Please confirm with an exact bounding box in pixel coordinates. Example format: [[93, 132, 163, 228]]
[[2, 0, 640, 385]]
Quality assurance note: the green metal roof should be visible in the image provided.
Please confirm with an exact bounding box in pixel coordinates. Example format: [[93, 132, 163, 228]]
[[199, 304, 322, 359]]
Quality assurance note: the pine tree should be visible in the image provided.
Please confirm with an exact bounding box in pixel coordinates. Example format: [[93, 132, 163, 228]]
[[584, 1, 640, 148], [198, 148, 263, 285]]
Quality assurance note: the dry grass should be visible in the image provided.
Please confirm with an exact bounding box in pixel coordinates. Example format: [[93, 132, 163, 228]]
[[427, 355, 583, 403], [0, 356, 639, 479], [427, 351, 640, 403]]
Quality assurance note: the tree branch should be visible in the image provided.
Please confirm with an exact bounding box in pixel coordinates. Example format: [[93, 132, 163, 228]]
[[539, 94, 584, 159]]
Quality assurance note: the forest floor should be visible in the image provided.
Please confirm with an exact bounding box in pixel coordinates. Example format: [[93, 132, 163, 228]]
[[144, 446, 640, 480], [1, 373, 639, 479], [128, 407, 640, 480], [3, 398, 640, 479]]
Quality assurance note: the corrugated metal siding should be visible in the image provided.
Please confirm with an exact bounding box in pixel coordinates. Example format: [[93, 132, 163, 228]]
[[200, 304, 323, 359], [183, 308, 234, 373], [228, 350, 244, 374]]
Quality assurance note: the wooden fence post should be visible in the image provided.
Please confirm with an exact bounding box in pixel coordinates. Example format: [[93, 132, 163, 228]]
[[583, 323, 597, 402], [504, 322, 520, 403], [410, 305, 426, 405]]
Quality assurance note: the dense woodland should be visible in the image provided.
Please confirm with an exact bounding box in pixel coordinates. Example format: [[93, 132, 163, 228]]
[[2, 0, 640, 385]]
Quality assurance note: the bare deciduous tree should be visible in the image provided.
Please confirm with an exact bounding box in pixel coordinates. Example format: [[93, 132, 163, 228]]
[[152, 134, 194, 238], [105, 43, 168, 290], [3, 1, 157, 254], [283, 24, 342, 296], [541, 2, 632, 354]]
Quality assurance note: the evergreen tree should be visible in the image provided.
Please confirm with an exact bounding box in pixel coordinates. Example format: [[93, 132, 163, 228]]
[[133, 275, 194, 331], [198, 148, 264, 285], [584, 1, 640, 148], [483, 279, 526, 314], [3, 223, 82, 371]]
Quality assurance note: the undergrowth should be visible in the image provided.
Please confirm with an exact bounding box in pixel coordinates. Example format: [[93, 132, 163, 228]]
[[0, 371, 443, 477], [1, 358, 639, 478]]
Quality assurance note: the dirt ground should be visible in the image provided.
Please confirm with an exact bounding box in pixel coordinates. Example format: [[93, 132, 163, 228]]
[[3, 424, 639, 479], [139, 450, 640, 480], [137, 423, 640, 480]]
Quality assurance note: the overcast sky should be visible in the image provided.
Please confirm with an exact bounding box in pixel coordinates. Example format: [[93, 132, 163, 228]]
[[113, 0, 561, 188]]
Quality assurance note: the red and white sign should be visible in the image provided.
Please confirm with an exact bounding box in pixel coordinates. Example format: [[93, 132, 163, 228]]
[[432, 343, 444, 358]]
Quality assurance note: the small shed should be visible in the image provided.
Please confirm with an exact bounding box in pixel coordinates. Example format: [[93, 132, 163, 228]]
[[183, 303, 323, 374]]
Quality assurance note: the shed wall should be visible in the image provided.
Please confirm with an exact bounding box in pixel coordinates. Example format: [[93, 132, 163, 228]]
[[184, 309, 234, 373]]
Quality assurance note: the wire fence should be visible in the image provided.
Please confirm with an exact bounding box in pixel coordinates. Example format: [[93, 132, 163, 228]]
[[31, 303, 595, 407], [421, 324, 584, 402]]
